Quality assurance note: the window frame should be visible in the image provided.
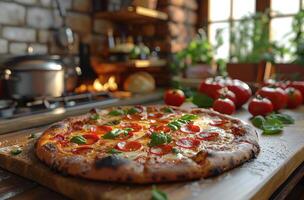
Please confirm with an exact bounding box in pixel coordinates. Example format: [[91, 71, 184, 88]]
[[197, 0, 303, 61]]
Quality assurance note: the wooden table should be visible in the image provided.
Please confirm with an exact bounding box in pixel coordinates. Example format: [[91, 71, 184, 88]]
[[0, 105, 304, 200]]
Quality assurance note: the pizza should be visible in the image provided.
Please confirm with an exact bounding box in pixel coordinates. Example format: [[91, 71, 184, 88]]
[[35, 105, 260, 183]]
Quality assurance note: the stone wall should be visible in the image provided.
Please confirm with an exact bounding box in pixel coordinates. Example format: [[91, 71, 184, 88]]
[[0, 0, 105, 56], [0, 0, 198, 57]]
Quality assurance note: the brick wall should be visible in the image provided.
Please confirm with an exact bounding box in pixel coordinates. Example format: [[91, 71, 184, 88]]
[[157, 0, 198, 53], [0, 0, 106, 56], [0, 0, 198, 57]]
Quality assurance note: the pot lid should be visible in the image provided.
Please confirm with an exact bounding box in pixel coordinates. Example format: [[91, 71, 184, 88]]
[[3, 55, 63, 71]]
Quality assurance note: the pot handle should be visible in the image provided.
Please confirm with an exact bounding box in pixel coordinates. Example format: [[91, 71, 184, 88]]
[[0, 69, 19, 81]]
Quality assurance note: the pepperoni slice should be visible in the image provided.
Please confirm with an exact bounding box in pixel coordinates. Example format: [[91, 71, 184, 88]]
[[72, 146, 93, 154], [115, 141, 142, 152], [149, 144, 173, 155], [149, 125, 171, 133], [92, 125, 112, 135], [176, 138, 200, 149], [180, 123, 200, 134], [209, 119, 229, 127], [196, 131, 219, 141], [82, 134, 99, 145], [122, 123, 142, 132], [148, 113, 164, 119]]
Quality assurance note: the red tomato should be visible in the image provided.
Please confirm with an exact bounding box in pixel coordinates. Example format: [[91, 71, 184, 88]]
[[72, 146, 93, 154], [226, 79, 252, 108], [180, 123, 200, 134], [115, 141, 142, 152], [196, 131, 219, 141], [176, 137, 200, 149], [199, 78, 224, 98], [290, 81, 304, 103], [213, 87, 237, 104], [213, 98, 235, 115], [257, 87, 288, 111], [248, 96, 273, 116], [263, 79, 288, 89], [164, 89, 185, 106], [149, 144, 173, 155], [285, 87, 303, 109]]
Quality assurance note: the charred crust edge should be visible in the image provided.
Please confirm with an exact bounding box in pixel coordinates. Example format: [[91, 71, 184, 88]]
[[95, 155, 129, 169]]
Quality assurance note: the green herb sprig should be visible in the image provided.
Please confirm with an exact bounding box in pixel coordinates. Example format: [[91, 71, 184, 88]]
[[251, 113, 294, 135]]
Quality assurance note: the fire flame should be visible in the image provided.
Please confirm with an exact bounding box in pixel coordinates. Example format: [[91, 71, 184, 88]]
[[75, 76, 118, 93]]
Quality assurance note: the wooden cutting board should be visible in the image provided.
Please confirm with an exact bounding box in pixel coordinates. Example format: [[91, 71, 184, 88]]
[[0, 105, 304, 200]]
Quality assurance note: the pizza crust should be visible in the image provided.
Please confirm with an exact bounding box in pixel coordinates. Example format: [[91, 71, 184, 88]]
[[35, 105, 260, 183]]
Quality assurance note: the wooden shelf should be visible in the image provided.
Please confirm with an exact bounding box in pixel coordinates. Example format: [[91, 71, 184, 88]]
[[94, 6, 168, 23], [91, 58, 167, 74]]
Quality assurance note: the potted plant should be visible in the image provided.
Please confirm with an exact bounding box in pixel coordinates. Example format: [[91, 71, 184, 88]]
[[271, 10, 304, 80], [170, 28, 223, 86], [227, 11, 277, 83]]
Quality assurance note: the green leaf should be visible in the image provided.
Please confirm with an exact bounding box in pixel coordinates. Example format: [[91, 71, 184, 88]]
[[108, 110, 125, 116], [107, 148, 122, 154], [162, 107, 174, 113], [126, 107, 140, 115], [105, 120, 121, 126], [267, 113, 295, 124], [28, 133, 36, 139], [180, 114, 198, 121], [70, 135, 87, 144], [90, 114, 100, 120], [262, 118, 284, 135], [149, 132, 172, 147], [167, 123, 179, 131], [251, 115, 265, 129], [172, 147, 181, 154], [103, 129, 125, 139], [192, 92, 214, 108], [151, 186, 168, 200], [11, 147, 22, 155]]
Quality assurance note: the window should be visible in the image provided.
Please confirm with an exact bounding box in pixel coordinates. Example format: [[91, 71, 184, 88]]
[[205, 0, 303, 62], [208, 0, 256, 60], [270, 0, 303, 62]]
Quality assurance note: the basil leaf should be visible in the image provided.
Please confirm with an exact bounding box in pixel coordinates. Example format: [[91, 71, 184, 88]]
[[268, 113, 295, 124], [251, 115, 265, 129], [149, 132, 172, 147], [151, 187, 168, 200], [70, 135, 87, 144], [162, 107, 174, 113], [90, 114, 100, 120], [167, 123, 179, 131], [11, 147, 22, 155], [107, 148, 122, 154], [192, 92, 214, 108], [124, 128, 134, 132], [108, 110, 125, 116], [105, 120, 121, 126], [172, 147, 181, 154], [262, 118, 284, 135], [180, 114, 198, 121], [126, 107, 140, 115], [103, 129, 124, 139]]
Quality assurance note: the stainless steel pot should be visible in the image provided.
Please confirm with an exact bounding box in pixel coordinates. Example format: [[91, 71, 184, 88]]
[[2, 55, 66, 99]]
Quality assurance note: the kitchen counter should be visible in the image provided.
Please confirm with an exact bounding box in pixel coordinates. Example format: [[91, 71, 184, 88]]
[[0, 104, 303, 199], [0, 90, 163, 134]]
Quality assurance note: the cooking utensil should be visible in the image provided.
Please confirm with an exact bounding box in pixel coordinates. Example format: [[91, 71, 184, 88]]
[[1, 55, 65, 99], [55, 0, 74, 50]]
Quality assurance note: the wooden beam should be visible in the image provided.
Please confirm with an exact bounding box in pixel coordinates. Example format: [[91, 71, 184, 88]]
[[196, 0, 209, 30], [256, 0, 271, 12]]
